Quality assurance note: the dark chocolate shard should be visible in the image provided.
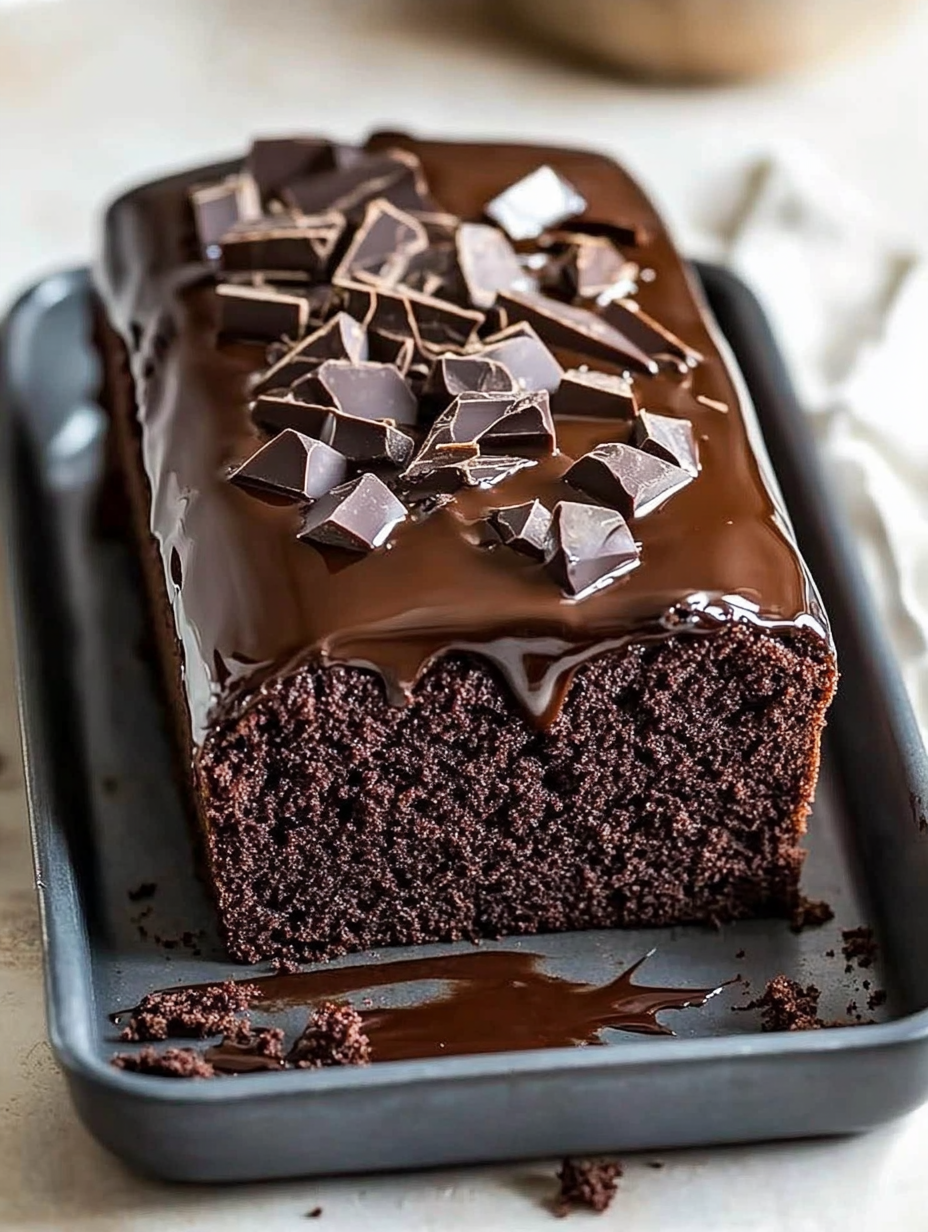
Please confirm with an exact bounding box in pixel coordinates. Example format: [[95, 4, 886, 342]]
[[455, 222, 528, 309], [400, 240, 468, 302], [401, 433, 533, 495], [219, 212, 345, 277], [229, 430, 348, 502], [333, 199, 428, 288], [322, 411, 416, 467], [633, 410, 700, 476], [189, 174, 261, 253], [479, 391, 556, 453], [489, 499, 553, 560], [565, 442, 693, 519], [291, 359, 418, 427], [421, 354, 517, 411], [367, 329, 416, 374], [485, 166, 587, 242], [282, 149, 435, 220], [600, 299, 703, 367], [216, 284, 310, 342], [251, 313, 368, 395], [342, 281, 484, 352], [550, 368, 638, 419], [542, 235, 638, 301], [545, 500, 640, 598], [298, 473, 407, 552], [251, 394, 331, 439], [246, 137, 332, 203], [478, 323, 563, 394], [497, 289, 658, 374]]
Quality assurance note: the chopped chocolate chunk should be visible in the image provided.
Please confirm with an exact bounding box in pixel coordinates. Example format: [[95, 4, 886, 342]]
[[247, 136, 332, 203], [485, 165, 587, 242], [455, 222, 527, 309], [189, 173, 261, 253], [842, 926, 878, 969], [633, 410, 700, 476], [478, 323, 563, 394], [422, 354, 517, 412], [251, 394, 331, 439], [601, 298, 703, 367], [282, 149, 434, 220], [546, 500, 640, 598], [489, 500, 553, 559], [566, 443, 693, 519], [292, 358, 418, 426], [553, 1157, 621, 1217], [118, 980, 258, 1042], [745, 976, 823, 1032], [342, 281, 484, 352], [286, 1002, 372, 1068], [479, 391, 556, 453], [219, 213, 345, 277], [497, 288, 657, 374], [789, 896, 834, 933], [251, 313, 369, 394], [417, 390, 555, 456], [112, 1046, 216, 1079], [230, 431, 348, 502], [551, 368, 637, 419], [321, 411, 416, 466], [542, 234, 637, 301], [333, 199, 428, 287], [367, 329, 416, 374], [216, 284, 310, 343], [401, 432, 533, 495], [298, 473, 407, 552]]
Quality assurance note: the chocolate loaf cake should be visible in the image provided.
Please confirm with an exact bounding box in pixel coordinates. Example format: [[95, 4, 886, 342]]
[[96, 134, 837, 964]]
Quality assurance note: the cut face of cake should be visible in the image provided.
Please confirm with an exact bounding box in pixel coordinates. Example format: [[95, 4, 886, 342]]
[[96, 134, 836, 964]]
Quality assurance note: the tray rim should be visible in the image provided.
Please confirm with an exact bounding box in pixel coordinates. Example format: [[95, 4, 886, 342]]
[[4, 264, 928, 1112]]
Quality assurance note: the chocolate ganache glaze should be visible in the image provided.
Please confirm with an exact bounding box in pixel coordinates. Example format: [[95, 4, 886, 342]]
[[98, 134, 829, 743]]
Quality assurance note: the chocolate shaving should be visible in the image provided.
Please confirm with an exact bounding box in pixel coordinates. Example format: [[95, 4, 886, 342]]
[[551, 368, 637, 419], [565, 442, 693, 519], [497, 288, 658, 374], [229, 430, 348, 502], [485, 165, 587, 242], [633, 409, 700, 476], [545, 500, 640, 598], [298, 473, 407, 552]]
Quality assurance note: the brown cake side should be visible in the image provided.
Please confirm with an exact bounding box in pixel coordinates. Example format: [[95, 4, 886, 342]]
[[96, 134, 837, 964]]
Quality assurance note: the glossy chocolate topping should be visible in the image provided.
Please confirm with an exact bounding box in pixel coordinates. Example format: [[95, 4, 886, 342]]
[[98, 135, 829, 742]]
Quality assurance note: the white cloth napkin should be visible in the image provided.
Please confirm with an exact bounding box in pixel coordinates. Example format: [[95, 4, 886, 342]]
[[724, 149, 928, 737]]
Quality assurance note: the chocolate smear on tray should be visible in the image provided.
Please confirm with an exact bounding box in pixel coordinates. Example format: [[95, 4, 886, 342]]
[[114, 951, 726, 1065]]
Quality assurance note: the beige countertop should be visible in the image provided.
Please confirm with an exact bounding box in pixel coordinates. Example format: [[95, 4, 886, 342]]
[[3, 1, 928, 1227]]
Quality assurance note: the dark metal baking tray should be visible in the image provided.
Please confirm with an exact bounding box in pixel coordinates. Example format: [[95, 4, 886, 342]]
[[3, 263, 928, 1184]]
